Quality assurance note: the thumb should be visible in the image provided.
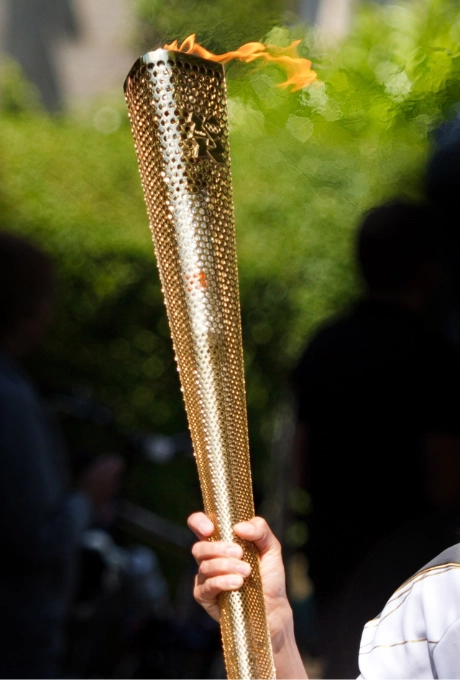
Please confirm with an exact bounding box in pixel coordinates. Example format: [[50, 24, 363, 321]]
[[233, 517, 281, 556]]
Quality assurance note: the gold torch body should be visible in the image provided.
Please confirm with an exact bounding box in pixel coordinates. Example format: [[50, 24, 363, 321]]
[[124, 49, 275, 679]]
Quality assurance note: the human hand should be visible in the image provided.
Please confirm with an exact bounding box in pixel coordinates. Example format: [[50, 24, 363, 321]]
[[79, 455, 124, 518], [188, 512, 294, 646]]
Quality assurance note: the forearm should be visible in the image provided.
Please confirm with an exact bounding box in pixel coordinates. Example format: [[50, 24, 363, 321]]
[[271, 603, 308, 680]]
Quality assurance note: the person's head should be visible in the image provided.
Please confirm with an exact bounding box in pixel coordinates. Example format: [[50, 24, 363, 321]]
[[0, 230, 55, 359], [356, 198, 441, 311], [425, 116, 460, 243]]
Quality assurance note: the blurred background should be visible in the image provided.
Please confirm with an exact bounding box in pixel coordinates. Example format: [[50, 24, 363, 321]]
[[1, 0, 460, 677]]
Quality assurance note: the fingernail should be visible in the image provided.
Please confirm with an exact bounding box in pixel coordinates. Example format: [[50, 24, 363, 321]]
[[198, 521, 212, 534], [235, 562, 251, 576], [226, 545, 242, 558], [227, 575, 243, 588]]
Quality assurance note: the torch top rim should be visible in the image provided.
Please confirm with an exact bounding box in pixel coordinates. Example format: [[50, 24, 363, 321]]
[[123, 48, 225, 93]]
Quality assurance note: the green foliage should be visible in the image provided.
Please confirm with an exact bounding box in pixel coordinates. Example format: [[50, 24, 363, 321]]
[[226, 0, 460, 353], [134, 0, 291, 52], [0, 58, 44, 114], [3, 0, 460, 586]]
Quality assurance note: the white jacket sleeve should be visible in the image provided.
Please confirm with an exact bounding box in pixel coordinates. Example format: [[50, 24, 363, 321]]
[[357, 558, 460, 679]]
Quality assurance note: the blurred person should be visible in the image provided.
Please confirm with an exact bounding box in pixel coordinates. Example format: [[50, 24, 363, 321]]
[[0, 230, 123, 679], [4, 0, 79, 112], [188, 510, 460, 679], [425, 112, 460, 353], [289, 198, 460, 678]]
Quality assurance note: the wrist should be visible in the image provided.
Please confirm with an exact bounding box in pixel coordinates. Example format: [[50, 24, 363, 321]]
[[271, 601, 296, 654], [270, 602, 308, 679]]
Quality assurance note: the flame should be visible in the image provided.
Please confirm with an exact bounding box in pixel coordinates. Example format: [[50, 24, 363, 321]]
[[164, 34, 317, 92]]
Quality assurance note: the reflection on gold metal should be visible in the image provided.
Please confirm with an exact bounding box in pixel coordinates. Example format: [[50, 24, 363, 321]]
[[124, 48, 276, 680]]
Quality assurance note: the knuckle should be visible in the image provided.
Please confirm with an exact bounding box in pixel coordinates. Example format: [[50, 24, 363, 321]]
[[253, 516, 267, 531], [273, 539, 282, 556], [198, 560, 210, 577], [193, 583, 202, 603], [201, 577, 216, 598]]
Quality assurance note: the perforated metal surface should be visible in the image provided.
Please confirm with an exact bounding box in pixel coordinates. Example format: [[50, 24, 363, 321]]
[[124, 49, 275, 680]]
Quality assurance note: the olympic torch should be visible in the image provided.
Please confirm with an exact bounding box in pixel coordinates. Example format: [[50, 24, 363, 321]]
[[124, 48, 275, 679], [124, 39, 316, 679]]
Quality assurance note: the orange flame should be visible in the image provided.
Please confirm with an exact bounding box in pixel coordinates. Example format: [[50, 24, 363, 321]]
[[164, 34, 317, 92]]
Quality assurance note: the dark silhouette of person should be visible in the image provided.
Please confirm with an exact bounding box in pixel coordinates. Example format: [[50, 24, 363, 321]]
[[425, 111, 460, 354], [290, 198, 460, 679], [0, 230, 123, 679]]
